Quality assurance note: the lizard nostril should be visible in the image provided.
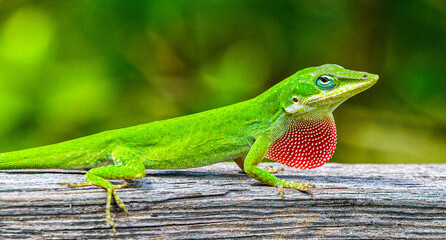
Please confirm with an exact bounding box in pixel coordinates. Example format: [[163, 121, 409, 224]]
[[363, 74, 367, 78]]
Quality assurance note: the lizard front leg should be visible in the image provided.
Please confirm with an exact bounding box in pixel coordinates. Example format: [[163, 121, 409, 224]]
[[243, 135, 315, 198], [62, 146, 146, 234]]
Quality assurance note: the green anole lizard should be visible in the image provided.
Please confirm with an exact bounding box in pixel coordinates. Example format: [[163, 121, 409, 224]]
[[0, 64, 378, 233]]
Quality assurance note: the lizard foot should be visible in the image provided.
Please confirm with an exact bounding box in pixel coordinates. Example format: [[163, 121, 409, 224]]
[[61, 182, 93, 188], [263, 165, 285, 173], [62, 180, 130, 235], [106, 186, 129, 236], [277, 180, 316, 198], [104, 183, 130, 236]]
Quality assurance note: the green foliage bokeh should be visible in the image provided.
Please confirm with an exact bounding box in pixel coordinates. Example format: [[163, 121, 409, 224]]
[[1, 0, 445, 163]]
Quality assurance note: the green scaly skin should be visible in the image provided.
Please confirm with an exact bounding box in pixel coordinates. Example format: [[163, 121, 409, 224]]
[[0, 64, 378, 234]]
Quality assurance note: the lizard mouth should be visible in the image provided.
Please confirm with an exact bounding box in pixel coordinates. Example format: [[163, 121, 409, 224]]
[[306, 75, 378, 106]]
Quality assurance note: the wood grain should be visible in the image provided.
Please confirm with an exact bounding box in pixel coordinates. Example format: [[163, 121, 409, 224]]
[[1, 163, 445, 239]]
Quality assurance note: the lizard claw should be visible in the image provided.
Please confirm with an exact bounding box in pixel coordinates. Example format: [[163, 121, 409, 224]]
[[278, 181, 317, 198], [61, 182, 93, 188], [114, 183, 129, 189], [277, 185, 284, 199]]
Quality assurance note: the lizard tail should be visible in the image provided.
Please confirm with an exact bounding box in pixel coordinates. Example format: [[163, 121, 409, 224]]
[[1, 146, 70, 170], [0, 140, 104, 170]]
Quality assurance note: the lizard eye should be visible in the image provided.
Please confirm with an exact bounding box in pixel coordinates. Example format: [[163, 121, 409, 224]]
[[316, 75, 336, 90]]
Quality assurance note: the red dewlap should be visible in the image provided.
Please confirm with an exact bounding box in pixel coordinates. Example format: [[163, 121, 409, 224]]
[[265, 117, 337, 170]]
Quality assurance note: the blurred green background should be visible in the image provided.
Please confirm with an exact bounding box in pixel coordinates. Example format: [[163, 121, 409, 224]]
[[0, 0, 445, 164]]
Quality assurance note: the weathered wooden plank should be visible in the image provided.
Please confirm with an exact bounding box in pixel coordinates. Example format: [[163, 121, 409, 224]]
[[1, 163, 445, 239]]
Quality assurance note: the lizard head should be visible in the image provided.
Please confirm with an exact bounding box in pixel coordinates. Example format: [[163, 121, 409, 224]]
[[280, 64, 378, 115], [263, 64, 378, 170]]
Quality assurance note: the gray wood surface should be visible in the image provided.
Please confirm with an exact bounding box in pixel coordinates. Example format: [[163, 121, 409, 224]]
[[1, 163, 445, 239]]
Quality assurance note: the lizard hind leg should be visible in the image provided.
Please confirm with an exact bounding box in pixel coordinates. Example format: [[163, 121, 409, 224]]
[[61, 146, 147, 235], [62, 167, 135, 235]]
